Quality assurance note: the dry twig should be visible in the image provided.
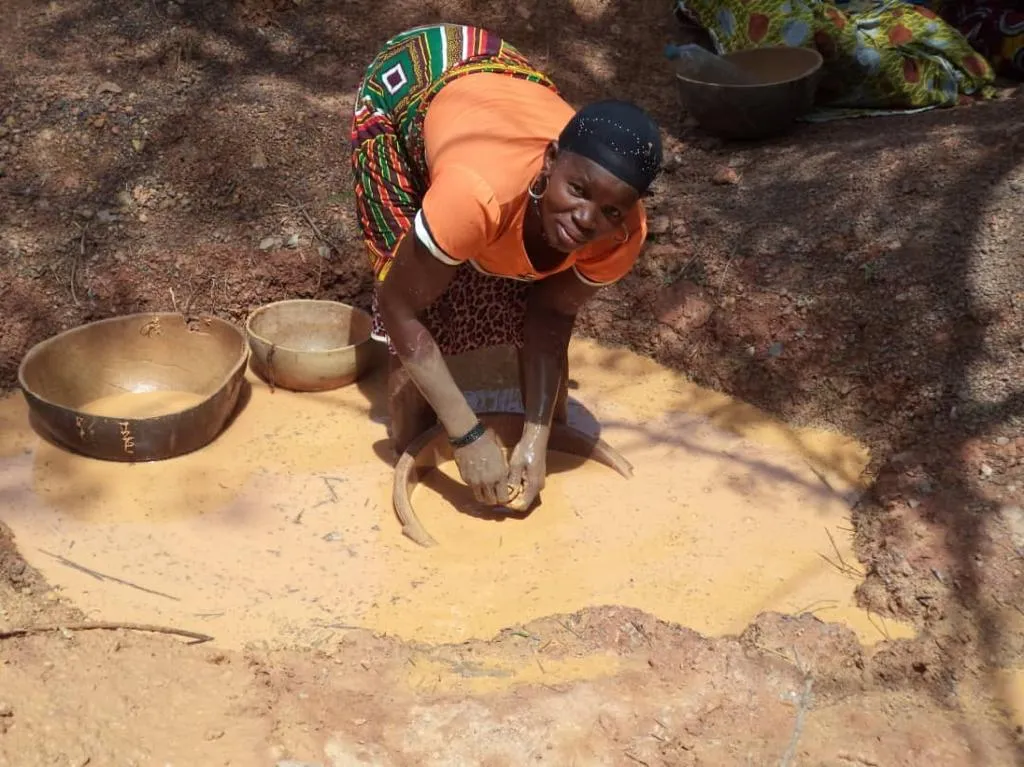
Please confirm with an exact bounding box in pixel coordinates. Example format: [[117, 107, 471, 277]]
[[0, 622, 213, 644], [287, 193, 343, 254], [286, 193, 342, 298], [779, 676, 814, 767]]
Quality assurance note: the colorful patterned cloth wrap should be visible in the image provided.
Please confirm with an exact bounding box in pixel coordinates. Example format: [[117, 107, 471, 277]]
[[350, 23, 555, 278], [674, 0, 997, 113], [349, 24, 557, 355], [935, 0, 1024, 79]]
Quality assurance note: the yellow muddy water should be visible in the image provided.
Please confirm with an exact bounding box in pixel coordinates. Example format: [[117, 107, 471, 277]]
[[0, 337, 914, 657], [79, 390, 209, 418]]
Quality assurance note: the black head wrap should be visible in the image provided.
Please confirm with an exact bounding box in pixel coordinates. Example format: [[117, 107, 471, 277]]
[[557, 100, 663, 196]]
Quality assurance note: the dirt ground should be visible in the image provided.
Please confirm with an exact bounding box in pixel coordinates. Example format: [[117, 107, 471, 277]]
[[2, 0, 1024, 764]]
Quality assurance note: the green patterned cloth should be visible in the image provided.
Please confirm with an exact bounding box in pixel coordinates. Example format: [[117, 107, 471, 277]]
[[674, 0, 996, 116]]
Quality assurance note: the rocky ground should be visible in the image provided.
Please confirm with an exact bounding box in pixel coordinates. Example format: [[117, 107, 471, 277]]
[[2, 0, 1024, 764]]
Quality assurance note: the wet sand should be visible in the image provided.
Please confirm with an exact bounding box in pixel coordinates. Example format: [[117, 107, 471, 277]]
[[0, 338, 913, 650]]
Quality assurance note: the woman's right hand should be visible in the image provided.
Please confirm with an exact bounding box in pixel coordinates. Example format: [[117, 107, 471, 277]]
[[452, 429, 512, 506]]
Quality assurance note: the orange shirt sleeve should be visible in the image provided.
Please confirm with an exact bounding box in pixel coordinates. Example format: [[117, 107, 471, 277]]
[[572, 203, 647, 286], [415, 163, 501, 266]]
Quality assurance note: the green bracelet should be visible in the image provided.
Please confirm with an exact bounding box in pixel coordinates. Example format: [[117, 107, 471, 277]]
[[449, 421, 486, 449]]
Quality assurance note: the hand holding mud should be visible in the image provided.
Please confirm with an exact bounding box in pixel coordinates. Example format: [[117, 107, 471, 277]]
[[450, 426, 512, 506], [504, 428, 549, 512]]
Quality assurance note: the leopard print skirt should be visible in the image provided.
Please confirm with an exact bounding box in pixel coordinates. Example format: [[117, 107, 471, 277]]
[[370, 265, 531, 357]]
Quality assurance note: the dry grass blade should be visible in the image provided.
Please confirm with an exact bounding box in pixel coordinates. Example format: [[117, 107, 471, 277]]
[[817, 527, 862, 579], [39, 548, 180, 601], [69, 224, 87, 306]]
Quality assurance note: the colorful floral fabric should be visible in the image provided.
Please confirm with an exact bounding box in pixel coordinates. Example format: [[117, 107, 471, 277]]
[[935, 0, 1024, 79], [674, 0, 997, 112]]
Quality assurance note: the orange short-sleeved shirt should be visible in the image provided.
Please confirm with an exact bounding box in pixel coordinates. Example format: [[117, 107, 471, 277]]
[[414, 73, 646, 286]]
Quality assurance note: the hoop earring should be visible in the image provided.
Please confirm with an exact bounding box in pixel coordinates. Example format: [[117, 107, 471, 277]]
[[528, 174, 548, 201], [617, 223, 630, 244]]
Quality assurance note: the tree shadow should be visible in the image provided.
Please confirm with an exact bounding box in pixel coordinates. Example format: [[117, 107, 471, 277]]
[[1, 0, 1023, 759]]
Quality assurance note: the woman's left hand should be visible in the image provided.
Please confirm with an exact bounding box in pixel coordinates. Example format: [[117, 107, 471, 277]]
[[505, 433, 548, 512]]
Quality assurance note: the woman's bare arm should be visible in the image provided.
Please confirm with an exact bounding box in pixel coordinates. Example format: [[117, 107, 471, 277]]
[[377, 234, 479, 441]]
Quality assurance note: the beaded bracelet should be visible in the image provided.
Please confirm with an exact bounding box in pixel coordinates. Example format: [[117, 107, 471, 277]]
[[449, 421, 486, 449]]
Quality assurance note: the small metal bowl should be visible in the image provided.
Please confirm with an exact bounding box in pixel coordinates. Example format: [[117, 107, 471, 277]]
[[18, 312, 249, 462], [245, 299, 378, 392]]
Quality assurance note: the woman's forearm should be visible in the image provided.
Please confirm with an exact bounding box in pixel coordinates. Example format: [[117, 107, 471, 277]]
[[382, 309, 480, 440], [520, 299, 574, 445]]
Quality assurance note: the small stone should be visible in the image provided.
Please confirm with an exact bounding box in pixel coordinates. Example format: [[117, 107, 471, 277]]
[[96, 81, 123, 95], [285, 233, 300, 248], [322, 531, 342, 542], [204, 728, 225, 741], [767, 341, 784, 358], [996, 436, 1010, 446], [96, 209, 118, 223], [712, 166, 740, 185], [75, 206, 95, 220], [980, 463, 994, 479], [250, 148, 268, 170], [515, 2, 532, 18], [138, 212, 148, 223], [259, 235, 283, 251], [908, 498, 920, 509]]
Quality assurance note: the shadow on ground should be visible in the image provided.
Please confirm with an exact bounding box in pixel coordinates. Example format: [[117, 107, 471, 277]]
[[1, 0, 1024, 760]]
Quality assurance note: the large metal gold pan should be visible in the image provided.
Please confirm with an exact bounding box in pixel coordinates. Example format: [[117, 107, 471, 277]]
[[18, 313, 249, 462], [393, 412, 634, 547]]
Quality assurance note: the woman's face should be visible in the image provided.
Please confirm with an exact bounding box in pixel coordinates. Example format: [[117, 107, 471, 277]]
[[537, 144, 640, 253]]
